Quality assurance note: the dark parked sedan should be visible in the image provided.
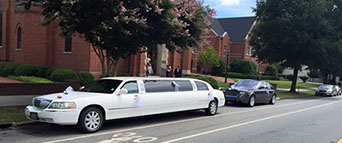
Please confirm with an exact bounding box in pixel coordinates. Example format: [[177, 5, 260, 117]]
[[315, 85, 341, 96], [224, 79, 277, 107]]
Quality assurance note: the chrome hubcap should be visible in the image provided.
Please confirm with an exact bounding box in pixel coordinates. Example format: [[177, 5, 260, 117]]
[[210, 102, 217, 114], [85, 111, 101, 131], [272, 95, 276, 103], [250, 97, 255, 106]]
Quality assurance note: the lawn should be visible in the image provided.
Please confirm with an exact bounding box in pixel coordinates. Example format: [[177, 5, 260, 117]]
[[0, 106, 29, 123], [267, 80, 321, 89], [8, 76, 53, 83], [277, 90, 315, 98]]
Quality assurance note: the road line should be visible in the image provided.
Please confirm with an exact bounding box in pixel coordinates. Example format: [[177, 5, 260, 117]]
[[161, 100, 342, 143], [44, 99, 323, 143]]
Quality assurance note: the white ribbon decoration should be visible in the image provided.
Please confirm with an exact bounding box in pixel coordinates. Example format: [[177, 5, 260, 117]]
[[172, 81, 181, 92], [208, 91, 214, 101], [64, 86, 75, 95]]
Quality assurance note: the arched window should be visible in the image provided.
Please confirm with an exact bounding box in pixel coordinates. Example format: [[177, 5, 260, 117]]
[[17, 27, 22, 50]]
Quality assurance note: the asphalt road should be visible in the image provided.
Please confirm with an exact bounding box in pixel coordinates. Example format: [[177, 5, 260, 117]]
[[1, 96, 342, 143]]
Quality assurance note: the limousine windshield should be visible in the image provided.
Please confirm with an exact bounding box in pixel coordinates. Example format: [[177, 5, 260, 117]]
[[84, 79, 122, 93]]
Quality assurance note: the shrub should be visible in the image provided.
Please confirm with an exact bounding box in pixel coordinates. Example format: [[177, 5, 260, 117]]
[[230, 59, 257, 75], [0, 62, 6, 73], [50, 68, 78, 82], [183, 75, 219, 89], [226, 72, 258, 79], [78, 71, 95, 86], [300, 76, 309, 83], [36, 66, 54, 78], [258, 75, 280, 80], [211, 58, 227, 76], [265, 64, 278, 76], [1, 63, 21, 77], [117, 73, 131, 77], [45, 67, 56, 79], [8, 76, 53, 83], [13, 64, 39, 76]]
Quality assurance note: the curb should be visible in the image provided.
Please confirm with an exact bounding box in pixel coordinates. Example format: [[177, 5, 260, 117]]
[[0, 122, 13, 129], [0, 121, 36, 129]]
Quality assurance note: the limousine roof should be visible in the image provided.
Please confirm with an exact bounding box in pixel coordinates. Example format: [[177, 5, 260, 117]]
[[100, 77, 201, 81]]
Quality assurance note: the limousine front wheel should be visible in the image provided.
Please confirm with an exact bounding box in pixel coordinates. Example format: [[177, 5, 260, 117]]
[[78, 107, 104, 133], [206, 100, 218, 116]]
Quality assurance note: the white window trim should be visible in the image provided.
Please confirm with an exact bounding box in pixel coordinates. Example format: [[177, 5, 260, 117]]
[[64, 51, 72, 55]]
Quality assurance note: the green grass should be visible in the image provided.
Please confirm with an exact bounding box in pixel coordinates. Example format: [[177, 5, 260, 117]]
[[0, 106, 29, 123], [8, 76, 53, 83], [277, 91, 314, 99], [218, 82, 231, 87], [266, 80, 320, 89]]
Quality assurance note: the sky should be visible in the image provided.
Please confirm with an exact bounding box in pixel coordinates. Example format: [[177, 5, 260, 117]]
[[203, 0, 257, 18]]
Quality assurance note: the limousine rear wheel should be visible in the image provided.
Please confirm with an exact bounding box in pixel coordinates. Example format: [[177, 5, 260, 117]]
[[78, 107, 104, 133], [206, 100, 218, 116]]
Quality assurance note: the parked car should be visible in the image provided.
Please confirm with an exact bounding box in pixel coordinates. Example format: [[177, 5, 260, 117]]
[[25, 77, 225, 132], [224, 79, 277, 107], [315, 84, 341, 96]]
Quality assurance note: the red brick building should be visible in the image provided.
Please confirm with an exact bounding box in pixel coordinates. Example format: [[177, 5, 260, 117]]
[[0, 0, 194, 77], [204, 17, 267, 74]]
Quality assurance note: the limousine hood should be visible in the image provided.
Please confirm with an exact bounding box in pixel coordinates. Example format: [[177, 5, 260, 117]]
[[34, 92, 106, 102]]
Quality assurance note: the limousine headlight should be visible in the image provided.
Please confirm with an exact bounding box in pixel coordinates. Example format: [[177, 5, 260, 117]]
[[49, 102, 76, 109]]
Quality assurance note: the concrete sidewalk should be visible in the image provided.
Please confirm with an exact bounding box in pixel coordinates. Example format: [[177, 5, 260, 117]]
[[0, 95, 36, 107]]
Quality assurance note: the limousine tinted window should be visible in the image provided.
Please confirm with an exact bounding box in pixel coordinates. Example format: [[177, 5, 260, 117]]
[[121, 81, 138, 94], [85, 80, 122, 93], [174, 80, 193, 91], [195, 81, 209, 91], [144, 80, 174, 92]]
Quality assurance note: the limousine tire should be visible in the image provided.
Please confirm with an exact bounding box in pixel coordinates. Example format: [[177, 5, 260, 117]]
[[78, 107, 104, 133], [205, 100, 218, 116]]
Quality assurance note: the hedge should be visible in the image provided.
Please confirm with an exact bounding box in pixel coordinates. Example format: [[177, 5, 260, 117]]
[[264, 64, 278, 76], [258, 75, 280, 80], [13, 64, 39, 76], [35, 66, 54, 78], [1, 63, 21, 77], [224, 72, 258, 79], [78, 71, 95, 86], [230, 59, 257, 75], [300, 76, 309, 83], [183, 75, 219, 89], [50, 68, 78, 82]]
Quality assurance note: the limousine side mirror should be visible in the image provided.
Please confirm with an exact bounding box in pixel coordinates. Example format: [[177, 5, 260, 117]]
[[118, 88, 128, 95]]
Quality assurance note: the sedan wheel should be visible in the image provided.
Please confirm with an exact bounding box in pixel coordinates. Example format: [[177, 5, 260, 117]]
[[206, 100, 218, 116], [78, 107, 104, 133], [269, 95, 276, 105], [248, 96, 255, 107]]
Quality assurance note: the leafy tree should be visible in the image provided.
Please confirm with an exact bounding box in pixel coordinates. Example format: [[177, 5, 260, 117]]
[[198, 46, 220, 76], [230, 59, 257, 75], [250, 0, 340, 92], [274, 63, 285, 74], [265, 64, 278, 76], [211, 58, 227, 76], [19, 0, 214, 77], [307, 68, 321, 79]]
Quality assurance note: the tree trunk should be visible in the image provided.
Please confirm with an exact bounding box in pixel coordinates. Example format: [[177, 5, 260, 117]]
[[290, 67, 299, 93]]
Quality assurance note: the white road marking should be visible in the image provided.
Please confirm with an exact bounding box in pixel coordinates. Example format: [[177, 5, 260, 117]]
[[44, 99, 324, 143], [161, 100, 342, 143]]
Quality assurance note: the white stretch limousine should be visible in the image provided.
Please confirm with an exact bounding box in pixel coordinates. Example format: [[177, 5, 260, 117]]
[[25, 77, 225, 132]]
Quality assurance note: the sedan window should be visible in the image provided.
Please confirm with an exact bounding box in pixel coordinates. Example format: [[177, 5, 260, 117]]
[[234, 80, 259, 89]]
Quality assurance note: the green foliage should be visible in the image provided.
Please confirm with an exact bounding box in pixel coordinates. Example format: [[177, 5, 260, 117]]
[[8, 76, 53, 83], [198, 46, 220, 75], [117, 73, 131, 77], [13, 64, 39, 76], [274, 63, 285, 74], [258, 75, 280, 80], [230, 59, 257, 75], [50, 68, 78, 82], [1, 63, 21, 77], [78, 71, 95, 86], [0, 62, 5, 73], [211, 58, 227, 76], [183, 75, 219, 89], [36, 66, 54, 78], [300, 76, 309, 83], [265, 64, 278, 76], [226, 72, 258, 79], [307, 69, 321, 78]]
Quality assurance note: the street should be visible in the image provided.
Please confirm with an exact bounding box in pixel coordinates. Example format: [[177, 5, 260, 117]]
[[1, 96, 342, 143]]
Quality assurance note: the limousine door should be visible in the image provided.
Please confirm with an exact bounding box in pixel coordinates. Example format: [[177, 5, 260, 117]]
[[109, 81, 142, 119], [194, 81, 211, 107]]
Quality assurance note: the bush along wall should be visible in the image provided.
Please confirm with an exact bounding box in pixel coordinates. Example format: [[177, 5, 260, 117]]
[[230, 59, 257, 75], [183, 75, 219, 89]]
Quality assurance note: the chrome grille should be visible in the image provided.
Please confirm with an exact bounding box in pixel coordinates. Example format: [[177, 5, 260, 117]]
[[225, 90, 239, 96], [33, 98, 52, 109]]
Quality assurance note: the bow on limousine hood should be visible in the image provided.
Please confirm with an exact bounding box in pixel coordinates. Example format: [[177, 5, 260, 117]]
[[35, 91, 104, 102]]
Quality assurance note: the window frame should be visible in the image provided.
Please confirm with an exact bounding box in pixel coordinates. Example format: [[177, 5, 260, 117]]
[[121, 81, 139, 94], [64, 35, 72, 54]]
